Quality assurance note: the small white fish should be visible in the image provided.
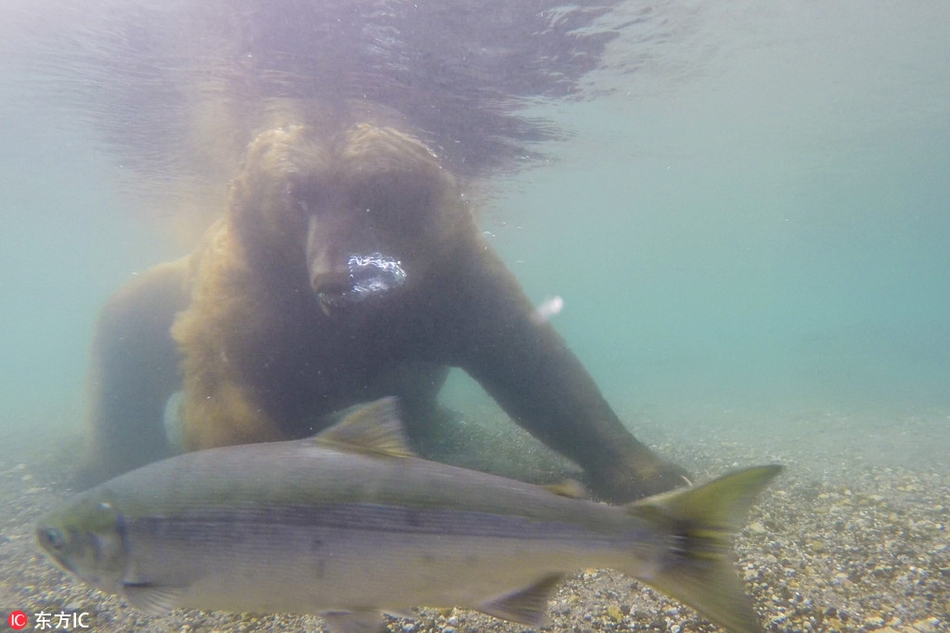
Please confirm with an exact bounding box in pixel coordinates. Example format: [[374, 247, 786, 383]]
[[37, 398, 780, 633]]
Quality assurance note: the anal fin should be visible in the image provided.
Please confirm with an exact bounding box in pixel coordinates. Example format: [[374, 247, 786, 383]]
[[476, 573, 563, 626]]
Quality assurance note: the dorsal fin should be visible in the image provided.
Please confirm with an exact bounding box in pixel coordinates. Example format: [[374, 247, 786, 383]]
[[314, 397, 416, 458]]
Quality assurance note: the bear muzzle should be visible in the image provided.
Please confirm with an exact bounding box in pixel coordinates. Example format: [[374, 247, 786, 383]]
[[311, 252, 407, 315]]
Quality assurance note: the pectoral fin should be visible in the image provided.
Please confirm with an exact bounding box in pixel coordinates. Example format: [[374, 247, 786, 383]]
[[476, 573, 563, 626], [122, 583, 187, 615]]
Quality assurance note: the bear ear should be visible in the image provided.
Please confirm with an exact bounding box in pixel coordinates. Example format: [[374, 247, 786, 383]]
[[312, 397, 416, 458]]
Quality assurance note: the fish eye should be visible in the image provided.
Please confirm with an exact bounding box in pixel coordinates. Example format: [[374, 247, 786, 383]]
[[38, 526, 67, 551]]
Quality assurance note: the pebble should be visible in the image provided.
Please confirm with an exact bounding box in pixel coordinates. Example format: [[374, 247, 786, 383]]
[[911, 618, 941, 633]]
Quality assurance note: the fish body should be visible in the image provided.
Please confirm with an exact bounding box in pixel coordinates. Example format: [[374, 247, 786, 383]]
[[37, 398, 780, 633]]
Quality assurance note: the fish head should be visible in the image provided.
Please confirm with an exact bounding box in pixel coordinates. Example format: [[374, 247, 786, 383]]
[[35, 491, 128, 593]]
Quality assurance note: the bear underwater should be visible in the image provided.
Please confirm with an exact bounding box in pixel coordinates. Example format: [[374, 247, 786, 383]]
[[80, 116, 689, 503]]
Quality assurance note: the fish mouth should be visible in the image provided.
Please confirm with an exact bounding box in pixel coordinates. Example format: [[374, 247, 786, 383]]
[[315, 253, 407, 314]]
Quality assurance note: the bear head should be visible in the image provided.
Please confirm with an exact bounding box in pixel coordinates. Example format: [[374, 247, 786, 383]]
[[226, 122, 472, 317]]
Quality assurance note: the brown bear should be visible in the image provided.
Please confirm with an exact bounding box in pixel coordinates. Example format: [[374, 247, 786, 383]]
[[81, 120, 688, 502]]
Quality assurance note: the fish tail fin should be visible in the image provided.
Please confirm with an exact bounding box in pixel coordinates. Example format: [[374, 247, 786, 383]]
[[624, 465, 782, 633]]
